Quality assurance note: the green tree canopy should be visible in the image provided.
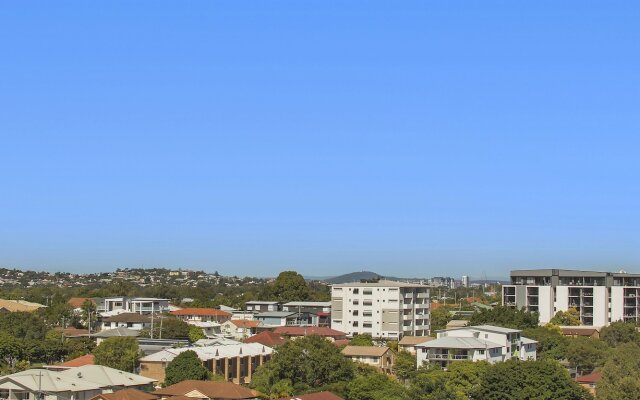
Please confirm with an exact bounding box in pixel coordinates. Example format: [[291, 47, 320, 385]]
[[566, 336, 608, 375], [469, 306, 539, 330], [550, 308, 581, 326], [522, 325, 569, 360], [349, 334, 374, 346], [164, 350, 210, 386], [0, 312, 48, 340], [393, 350, 417, 382], [188, 325, 206, 343], [347, 365, 409, 400], [93, 337, 140, 372], [264, 271, 311, 303], [597, 343, 640, 400], [600, 320, 640, 347], [250, 335, 354, 396]]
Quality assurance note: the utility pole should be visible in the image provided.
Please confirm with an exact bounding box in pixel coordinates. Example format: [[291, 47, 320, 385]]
[[151, 303, 155, 339]]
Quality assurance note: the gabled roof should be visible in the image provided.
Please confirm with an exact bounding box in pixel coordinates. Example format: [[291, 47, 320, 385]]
[[153, 380, 260, 399], [93, 327, 140, 338], [58, 365, 156, 386], [277, 392, 345, 400], [91, 388, 157, 400], [228, 320, 261, 328], [0, 369, 102, 392], [416, 336, 502, 350], [560, 327, 599, 336], [341, 346, 390, 357], [68, 297, 96, 309], [140, 343, 273, 363], [273, 327, 346, 337], [170, 308, 231, 317], [399, 336, 434, 346], [521, 337, 538, 345], [0, 299, 45, 312], [59, 354, 95, 367], [243, 331, 287, 347], [576, 371, 602, 384]]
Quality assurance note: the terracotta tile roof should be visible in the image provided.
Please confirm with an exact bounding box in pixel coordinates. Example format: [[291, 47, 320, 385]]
[[68, 297, 96, 309], [561, 327, 599, 336], [273, 327, 346, 338], [170, 308, 231, 317], [153, 380, 260, 399], [243, 331, 287, 347], [277, 392, 345, 400], [341, 346, 390, 357], [59, 354, 95, 367], [332, 339, 350, 347], [576, 371, 602, 384], [230, 320, 260, 328], [91, 389, 156, 400], [399, 336, 434, 346]]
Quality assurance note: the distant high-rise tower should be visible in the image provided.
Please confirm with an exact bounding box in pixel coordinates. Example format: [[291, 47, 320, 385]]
[[462, 275, 470, 288]]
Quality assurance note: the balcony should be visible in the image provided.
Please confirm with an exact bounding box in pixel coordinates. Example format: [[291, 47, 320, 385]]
[[428, 353, 471, 360]]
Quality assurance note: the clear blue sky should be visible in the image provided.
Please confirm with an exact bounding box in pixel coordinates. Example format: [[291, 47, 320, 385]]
[[0, 2, 638, 278]]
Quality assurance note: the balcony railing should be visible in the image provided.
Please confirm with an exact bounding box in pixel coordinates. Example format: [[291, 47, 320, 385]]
[[428, 354, 470, 360]]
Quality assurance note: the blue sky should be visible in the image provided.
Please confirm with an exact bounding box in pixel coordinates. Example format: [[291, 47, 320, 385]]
[[0, 2, 638, 278]]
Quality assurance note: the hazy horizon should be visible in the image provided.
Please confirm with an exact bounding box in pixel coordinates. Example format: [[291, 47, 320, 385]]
[[1, 2, 638, 278]]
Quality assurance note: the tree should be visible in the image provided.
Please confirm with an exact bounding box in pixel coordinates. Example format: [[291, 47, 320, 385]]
[[0, 312, 48, 340], [522, 325, 569, 360], [469, 306, 538, 330], [347, 366, 409, 400], [188, 325, 206, 343], [600, 320, 640, 347], [410, 367, 463, 400], [469, 359, 593, 400], [430, 306, 454, 332], [265, 271, 311, 303], [550, 308, 581, 326], [597, 343, 640, 400], [164, 350, 209, 386], [80, 299, 97, 330], [93, 337, 140, 372], [566, 337, 608, 375], [393, 350, 417, 382], [250, 335, 354, 396], [139, 318, 190, 339], [349, 334, 374, 346]]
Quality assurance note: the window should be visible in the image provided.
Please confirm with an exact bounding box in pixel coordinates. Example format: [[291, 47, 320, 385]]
[[363, 323, 373, 328], [363, 290, 373, 295], [352, 310, 359, 316], [353, 288, 359, 294], [352, 321, 359, 327], [363, 311, 372, 317], [478, 350, 485, 355], [363, 300, 372, 306], [353, 300, 359, 305]]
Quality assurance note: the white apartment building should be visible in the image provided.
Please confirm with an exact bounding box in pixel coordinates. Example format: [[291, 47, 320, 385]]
[[100, 297, 170, 315], [330, 280, 430, 339], [416, 325, 537, 368], [503, 269, 640, 326]]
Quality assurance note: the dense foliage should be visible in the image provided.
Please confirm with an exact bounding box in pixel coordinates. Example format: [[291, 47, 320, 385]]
[[164, 350, 210, 386], [93, 337, 140, 372], [469, 306, 539, 329]]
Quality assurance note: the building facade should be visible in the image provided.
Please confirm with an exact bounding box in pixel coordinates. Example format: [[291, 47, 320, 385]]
[[502, 269, 640, 326], [330, 280, 430, 339]]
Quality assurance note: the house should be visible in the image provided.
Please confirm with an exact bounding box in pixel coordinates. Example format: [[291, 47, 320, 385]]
[[153, 380, 261, 400], [139, 343, 273, 384], [100, 313, 154, 331], [57, 354, 96, 369], [221, 320, 262, 340], [100, 297, 169, 315], [560, 326, 600, 339], [0, 299, 46, 313], [245, 301, 280, 313], [90, 388, 156, 400], [185, 321, 222, 338], [341, 346, 395, 374], [68, 298, 97, 311], [575, 371, 602, 395], [273, 327, 347, 342], [277, 392, 345, 400], [92, 327, 140, 345], [254, 311, 317, 327], [416, 325, 537, 368], [398, 336, 434, 355], [56, 365, 156, 391], [330, 280, 430, 339], [243, 331, 287, 348], [282, 302, 331, 314], [169, 308, 231, 324]]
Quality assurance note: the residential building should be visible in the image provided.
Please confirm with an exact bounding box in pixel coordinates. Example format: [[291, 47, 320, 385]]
[[462, 276, 470, 288], [153, 380, 261, 400], [277, 391, 344, 400], [446, 320, 469, 330], [282, 301, 331, 313], [56, 365, 156, 391], [139, 343, 273, 384], [502, 268, 640, 326], [416, 325, 537, 368], [0, 299, 46, 313], [99, 297, 169, 315], [221, 320, 261, 340], [273, 326, 347, 342], [341, 346, 395, 374], [245, 301, 280, 313], [398, 336, 434, 355], [56, 354, 96, 369], [242, 331, 287, 347], [92, 327, 140, 345], [330, 280, 430, 339], [560, 326, 600, 339], [254, 311, 317, 327], [169, 308, 231, 323], [90, 389, 156, 400], [576, 371, 602, 396], [99, 313, 154, 331]]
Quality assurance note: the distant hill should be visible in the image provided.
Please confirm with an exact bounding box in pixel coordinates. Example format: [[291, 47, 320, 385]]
[[324, 271, 384, 284]]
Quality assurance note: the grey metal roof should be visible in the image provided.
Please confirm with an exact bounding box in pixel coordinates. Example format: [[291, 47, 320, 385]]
[[255, 311, 296, 318], [331, 279, 429, 288], [93, 327, 140, 338], [417, 336, 502, 350]]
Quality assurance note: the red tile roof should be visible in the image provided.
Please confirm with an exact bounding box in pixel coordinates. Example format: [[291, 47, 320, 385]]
[[243, 331, 287, 347], [59, 354, 95, 367], [230, 320, 260, 328], [170, 308, 231, 317], [277, 391, 344, 400], [576, 371, 602, 384], [273, 327, 347, 338], [153, 380, 260, 399], [91, 389, 156, 400], [68, 297, 95, 309]]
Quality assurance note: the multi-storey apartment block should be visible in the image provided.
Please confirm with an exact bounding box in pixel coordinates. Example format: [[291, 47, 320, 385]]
[[331, 280, 430, 339], [503, 269, 640, 326]]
